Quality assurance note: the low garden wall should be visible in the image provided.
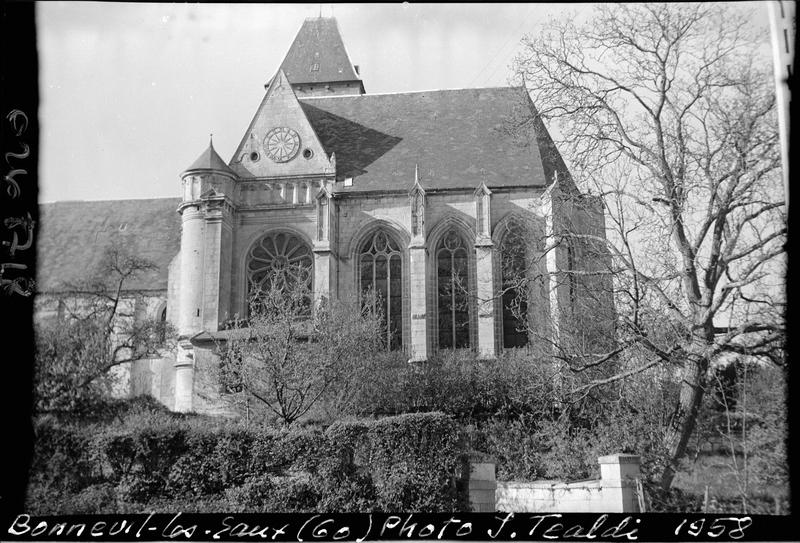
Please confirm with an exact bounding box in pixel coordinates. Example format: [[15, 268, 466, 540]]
[[469, 453, 642, 513]]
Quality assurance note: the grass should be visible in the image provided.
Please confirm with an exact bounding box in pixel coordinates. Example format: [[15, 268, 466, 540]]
[[671, 451, 789, 514]]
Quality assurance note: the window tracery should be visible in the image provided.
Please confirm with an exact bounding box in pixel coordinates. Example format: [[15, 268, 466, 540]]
[[359, 230, 403, 350], [499, 222, 530, 348], [436, 229, 470, 349], [246, 232, 313, 315]]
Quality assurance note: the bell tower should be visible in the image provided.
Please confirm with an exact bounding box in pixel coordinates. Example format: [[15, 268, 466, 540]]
[[278, 17, 365, 97]]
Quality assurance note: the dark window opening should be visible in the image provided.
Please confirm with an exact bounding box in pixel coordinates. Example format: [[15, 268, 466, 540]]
[[567, 240, 577, 310], [500, 223, 529, 348], [437, 230, 470, 349], [159, 306, 167, 343], [359, 230, 403, 350]]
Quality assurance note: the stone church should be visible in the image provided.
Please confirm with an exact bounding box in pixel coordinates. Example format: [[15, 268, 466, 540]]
[[37, 17, 609, 413]]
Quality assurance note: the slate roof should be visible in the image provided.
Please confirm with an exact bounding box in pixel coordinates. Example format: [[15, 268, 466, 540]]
[[185, 140, 237, 176], [279, 17, 363, 88], [297, 87, 570, 193], [37, 198, 182, 293]]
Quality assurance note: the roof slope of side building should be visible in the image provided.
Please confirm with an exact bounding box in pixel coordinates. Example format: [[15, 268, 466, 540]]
[[37, 198, 182, 293]]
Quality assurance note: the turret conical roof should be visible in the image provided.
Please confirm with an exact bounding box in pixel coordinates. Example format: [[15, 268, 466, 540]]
[[183, 137, 237, 177]]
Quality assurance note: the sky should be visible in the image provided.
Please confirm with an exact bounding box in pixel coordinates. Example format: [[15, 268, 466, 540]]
[[37, 2, 772, 203]]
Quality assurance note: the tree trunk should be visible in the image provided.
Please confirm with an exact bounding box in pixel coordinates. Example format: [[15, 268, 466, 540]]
[[660, 340, 710, 490]]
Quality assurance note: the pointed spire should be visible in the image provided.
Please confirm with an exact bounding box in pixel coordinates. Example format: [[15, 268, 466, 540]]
[[409, 162, 426, 195], [183, 137, 236, 177], [474, 180, 492, 197], [279, 16, 364, 93]]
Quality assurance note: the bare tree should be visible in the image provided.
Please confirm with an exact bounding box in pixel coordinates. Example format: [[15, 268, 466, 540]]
[[218, 271, 385, 426], [34, 244, 173, 413], [511, 3, 786, 489]]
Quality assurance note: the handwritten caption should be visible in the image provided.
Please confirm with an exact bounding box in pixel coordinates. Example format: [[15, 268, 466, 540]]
[[6, 512, 759, 541]]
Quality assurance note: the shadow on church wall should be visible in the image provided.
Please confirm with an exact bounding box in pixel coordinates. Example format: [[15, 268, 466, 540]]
[[300, 103, 402, 179]]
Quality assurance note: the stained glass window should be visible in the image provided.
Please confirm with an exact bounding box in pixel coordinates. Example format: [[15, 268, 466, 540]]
[[359, 230, 403, 350], [437, 230, 470, 349], [246, 232, 313, 315], [500, 223, 529, 348]]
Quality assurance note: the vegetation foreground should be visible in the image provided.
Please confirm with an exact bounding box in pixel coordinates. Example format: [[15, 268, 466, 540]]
[[27, 350, 788, 514]]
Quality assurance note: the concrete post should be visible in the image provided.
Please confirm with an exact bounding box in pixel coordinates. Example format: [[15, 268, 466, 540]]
[[468, 454, 497, 512], [598, 453, 642, 513]]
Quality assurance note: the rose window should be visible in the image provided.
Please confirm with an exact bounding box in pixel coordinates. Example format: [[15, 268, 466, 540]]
[[247, 232, 313, 314]]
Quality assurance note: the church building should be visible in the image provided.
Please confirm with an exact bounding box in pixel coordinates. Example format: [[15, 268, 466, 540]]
[[37, 17, 609, 413]]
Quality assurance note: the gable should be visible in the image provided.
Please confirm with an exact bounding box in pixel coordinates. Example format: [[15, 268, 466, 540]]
[[229, 70, 334, 179]]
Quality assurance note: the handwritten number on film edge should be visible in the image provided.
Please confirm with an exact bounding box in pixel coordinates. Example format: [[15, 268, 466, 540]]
[[2, 109, 35, 296]]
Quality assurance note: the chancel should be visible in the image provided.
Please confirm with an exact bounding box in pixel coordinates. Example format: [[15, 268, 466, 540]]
[[36, 17, 609, 413]]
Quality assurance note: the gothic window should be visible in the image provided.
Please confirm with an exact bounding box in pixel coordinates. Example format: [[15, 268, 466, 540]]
[[359, 230, 403, 350], [437, 230, 470, 349], [566, 239, 577, 312], [246, 232, 313, 315], [159, 305, 167, 344], [499, 223, 529, 348], [317, 196, 329, 240]]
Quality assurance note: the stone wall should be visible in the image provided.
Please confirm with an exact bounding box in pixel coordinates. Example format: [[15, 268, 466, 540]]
[[470, 453, 642, 513]]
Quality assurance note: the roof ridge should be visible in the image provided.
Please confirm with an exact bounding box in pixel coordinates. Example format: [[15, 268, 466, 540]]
[[299, 85, 522, 100], [41, 196, 182, 205]]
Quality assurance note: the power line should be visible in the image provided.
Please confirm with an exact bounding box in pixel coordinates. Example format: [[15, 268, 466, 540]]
[[468, 4, 534, 88]]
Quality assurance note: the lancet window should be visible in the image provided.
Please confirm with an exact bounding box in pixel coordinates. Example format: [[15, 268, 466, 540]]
[[359, 230, 403, 350], [436, 230, 471, 349], [499, 222, 529, 348]]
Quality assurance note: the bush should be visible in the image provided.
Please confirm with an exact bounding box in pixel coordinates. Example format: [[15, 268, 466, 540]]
[[468, 365, 675, 484], [347, 349, 559, 421], [26, 403, 467, 513], [327, 412, 467, 511]]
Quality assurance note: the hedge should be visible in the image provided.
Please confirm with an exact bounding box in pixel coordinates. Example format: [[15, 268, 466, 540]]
[[27, 408, 467, 513]]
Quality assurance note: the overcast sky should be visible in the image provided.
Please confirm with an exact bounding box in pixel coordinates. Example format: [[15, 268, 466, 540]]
[[37, 2, 772, 203]]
